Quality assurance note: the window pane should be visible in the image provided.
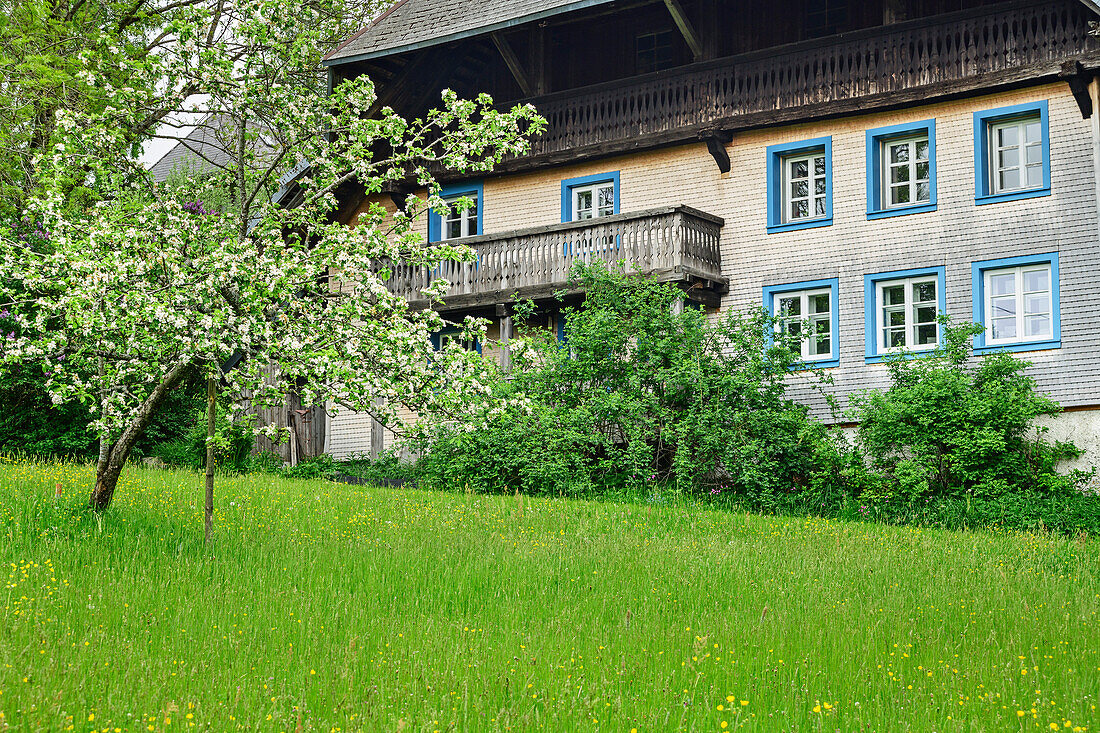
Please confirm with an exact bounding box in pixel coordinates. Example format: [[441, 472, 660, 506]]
[[891, 185, 910, 205], [577, 208, 593, 220], [915, 140, 929, 161], [992, 317, 1016, 340], [916, 324, 937, 345], [990, 296, 1016, 317], [466, 215, 478, 236], [786, 321, 802, 338], [916, 182, 930, 202], [810, 294, 830, 314], [577, 190, 592, 210], [1024, 293, 1050, 316], [1025, 314, 1051, 338], [891, 165, 909, 183], [598, 186, 614, 209], [914, 281, 936, 303], [887, 309, 906, 327], [1023, 268, 1049, 292], [890, 143, 909, 163], [989, 272, 1015, 296], [1025, 165, 1043, 188], [812, 335, 830, 356], [790, 160, 808, 178], [1025, 144, 1042, 165], [812, 315, 830, 333], [792, 180, 809, 198], [997, 125, 1018, 147], [998, 168, 1020, 191], [813, 156, 826, 175], [792, 200, 809, 219], [916, 306, 937, 324], [447, 220, 461, 239], [1025, 120, 1041, 143], [887, 329, 906, 348], [779, 296, 801, 317], [814, 178, 826, 195], [998, 147, 1019, 169], [882, 284, 906, 306], [814, 198, 826, 216], [915, 161, 930, 181]]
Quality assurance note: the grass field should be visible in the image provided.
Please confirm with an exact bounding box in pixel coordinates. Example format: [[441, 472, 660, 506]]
[[1, 458, 1098, 732]]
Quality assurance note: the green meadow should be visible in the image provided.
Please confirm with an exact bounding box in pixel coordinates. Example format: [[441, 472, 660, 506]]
[[1, 458, 1098, 732]]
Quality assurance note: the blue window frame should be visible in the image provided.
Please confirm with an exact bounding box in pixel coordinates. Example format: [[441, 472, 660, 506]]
[[428, 180, 483, 242], [766, 137, 833, 234], [864, 266, 946, 363], [865, 119, 937, 219], [763, 278, 840, 369], [973, 101, 1050, 206], [560, 171, 620, 222], [971, 252, 1060, 354]]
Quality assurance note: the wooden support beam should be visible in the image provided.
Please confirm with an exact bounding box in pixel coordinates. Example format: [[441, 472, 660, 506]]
[[491, 32, 534, 97], [703, 130, 733, 173], [1060, 60, 1094, 119], [663, 0, 704, 61], [496, 303, 514, 372]]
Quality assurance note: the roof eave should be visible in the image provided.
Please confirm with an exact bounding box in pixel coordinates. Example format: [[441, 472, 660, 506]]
[[322, 0, 616, 67], [1078, 0, 1100, 14]]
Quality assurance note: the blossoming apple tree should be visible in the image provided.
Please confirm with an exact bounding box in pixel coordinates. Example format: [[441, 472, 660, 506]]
[[0, 0, 545, 509]]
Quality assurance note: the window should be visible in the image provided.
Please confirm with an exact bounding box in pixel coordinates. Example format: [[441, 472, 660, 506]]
[[863, 267, 945, 362], [636, 30, 674, 74], [763, 278, 840, 368], [806, 0, 847, 38], [431, 328, 481, 354], [766, 138, 832, 233], [866, 120, 937, 219], [440, 193, 478, 240], [973, 101, 1050, 205], [971, 253, 1060, 353], [428, 181, 483, 242], [560, 172, 619, 222]]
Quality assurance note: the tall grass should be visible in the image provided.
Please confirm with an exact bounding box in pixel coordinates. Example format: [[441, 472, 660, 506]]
[[1, 457, 1098, 731]]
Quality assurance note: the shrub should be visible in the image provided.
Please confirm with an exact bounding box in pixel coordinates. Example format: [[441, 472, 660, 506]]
[[850, 320, 1096, 532], [415, 264, 851, 500]]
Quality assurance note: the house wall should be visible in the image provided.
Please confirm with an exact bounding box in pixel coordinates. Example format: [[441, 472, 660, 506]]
[[339, 81, 1100, 469]]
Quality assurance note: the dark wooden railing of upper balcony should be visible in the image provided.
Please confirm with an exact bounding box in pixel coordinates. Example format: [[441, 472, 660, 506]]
[[384, 205, 726, 311], [501, 0, 1099, 169]]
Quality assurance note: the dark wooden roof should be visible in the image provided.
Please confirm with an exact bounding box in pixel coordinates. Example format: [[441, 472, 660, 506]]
[[323, 0, 617, 66]]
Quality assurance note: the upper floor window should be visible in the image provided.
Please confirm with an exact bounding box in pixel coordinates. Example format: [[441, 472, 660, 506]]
[[806, 0, 847, 38], [973, 101, 1050, 205], [863, 266, 945, 362], [763, 278, 840, 368], [636, 30, 674, 74], [766, 137, 832, 233], [428, 181, 483, 242], [866, 119, 937, 219], [440, 193, 478, 240], [561, 172, 620, 223], [971, 253, 1060, 354]]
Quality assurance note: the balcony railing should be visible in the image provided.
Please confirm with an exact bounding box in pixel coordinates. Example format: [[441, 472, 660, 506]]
[[519, 0, 1097, 160], [385, 205, 725, 309]]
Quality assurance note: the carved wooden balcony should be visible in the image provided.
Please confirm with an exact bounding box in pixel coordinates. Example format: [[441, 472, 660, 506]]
[[385, 205, 726, 311], [497, 0, 1099, 171]]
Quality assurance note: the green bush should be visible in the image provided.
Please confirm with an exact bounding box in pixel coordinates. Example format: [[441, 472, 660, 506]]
[[849, 320, 1096, 532], [416, 264, 851, 500], [336, 449, 418, 485]]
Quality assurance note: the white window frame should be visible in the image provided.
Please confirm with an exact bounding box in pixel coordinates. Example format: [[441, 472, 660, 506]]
[[773, 287, 834, 362], [571, 181, 616, 221], [875, 275, 940, 354], [989, 115, 1044, 196], [782, 151, 828, 224], [882, 135, 931, 210], [439, 193, 478, 241], [982, 263, 1054, 346]]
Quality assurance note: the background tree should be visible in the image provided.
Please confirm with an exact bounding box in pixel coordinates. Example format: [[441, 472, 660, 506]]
[[0, 0, 545, 510]]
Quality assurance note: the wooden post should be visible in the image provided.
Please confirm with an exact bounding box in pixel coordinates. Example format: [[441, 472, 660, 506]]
[[204, 375, 216, 545], [370, 397, 385, 460], [498, 304, 514, 372]]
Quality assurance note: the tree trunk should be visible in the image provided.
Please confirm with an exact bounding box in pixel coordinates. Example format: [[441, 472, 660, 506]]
[[88, 359, 193, 510], [205, 376, 216, 544]]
